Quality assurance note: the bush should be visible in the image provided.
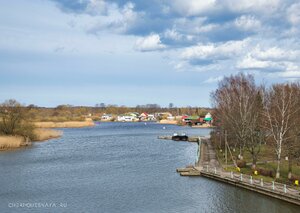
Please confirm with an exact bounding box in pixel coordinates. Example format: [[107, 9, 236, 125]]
[[237, 160, 247, 168], [256, 168, 274, 178], [289, 175, 300, 182]]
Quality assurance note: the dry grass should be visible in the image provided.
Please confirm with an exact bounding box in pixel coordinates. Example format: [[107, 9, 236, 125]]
[[159, 119, 178, 124], [34, 128, 62, 141], [0, 136, 28, 150], [35, 118, 94, 128], [0, 129, 62, 151]]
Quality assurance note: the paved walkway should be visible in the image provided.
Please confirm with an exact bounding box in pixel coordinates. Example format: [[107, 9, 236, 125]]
[[195, 137, 221, 170], [194, 137, 300, 199]]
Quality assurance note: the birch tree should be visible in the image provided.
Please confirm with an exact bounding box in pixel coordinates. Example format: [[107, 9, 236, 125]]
[[263, 84, 299, 179], [284, 83, 300, 179]]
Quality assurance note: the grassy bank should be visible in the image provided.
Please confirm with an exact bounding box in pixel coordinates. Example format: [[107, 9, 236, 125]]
[[0, 129, 62, 151], [216, 144, 300, 184]]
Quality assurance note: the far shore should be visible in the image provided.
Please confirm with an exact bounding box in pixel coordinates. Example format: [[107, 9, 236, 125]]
[[158, 119, 178, 125], [34, 118, 95, 128]]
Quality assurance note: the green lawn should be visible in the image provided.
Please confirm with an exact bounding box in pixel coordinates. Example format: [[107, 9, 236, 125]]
[[216, 144, 300, 184]]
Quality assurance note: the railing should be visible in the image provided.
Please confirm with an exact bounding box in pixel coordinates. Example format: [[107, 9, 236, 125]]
[[201, 166, 300, 197]]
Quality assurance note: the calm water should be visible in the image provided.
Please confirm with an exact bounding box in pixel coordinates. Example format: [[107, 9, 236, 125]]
[[0, 122, 299, 213]]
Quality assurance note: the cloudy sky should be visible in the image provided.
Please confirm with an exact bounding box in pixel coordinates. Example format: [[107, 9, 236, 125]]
[[1, 0, 300, 107]]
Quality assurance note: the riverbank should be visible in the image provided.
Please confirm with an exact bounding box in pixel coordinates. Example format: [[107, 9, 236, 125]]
[[0, 128, 62, 151], [158, 119, 178, 125], [34, 118, 94, 128], [176, 137, 300, 206]]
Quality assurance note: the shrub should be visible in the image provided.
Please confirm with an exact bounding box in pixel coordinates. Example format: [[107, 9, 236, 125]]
[[237, 160, 247, 168], [289, 175, 300, 182], [256, 168, 274, 178]]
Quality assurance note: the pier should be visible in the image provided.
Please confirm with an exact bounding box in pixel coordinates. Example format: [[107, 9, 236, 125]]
[[157, 135, 200, 143]]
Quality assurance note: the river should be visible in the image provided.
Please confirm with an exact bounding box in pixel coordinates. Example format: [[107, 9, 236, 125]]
[[0, 122, 298, 212]]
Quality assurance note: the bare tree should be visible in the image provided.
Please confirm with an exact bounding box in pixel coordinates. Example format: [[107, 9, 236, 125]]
[[211, 73, 262, 163], [283, 83, 300, 179], [244, 90, 265, 169], [0, 99, 34, 139], [263, 84, 299, 179]]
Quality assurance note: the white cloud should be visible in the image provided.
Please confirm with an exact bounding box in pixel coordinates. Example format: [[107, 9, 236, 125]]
[[279, 71, 300, 78], [287, 3, 300, 26], [237, 45, 300, 72], [181, 40, 248, 62], [236, 54, 278, 70], [203, 76, 223, 83], [234, 15, 261, 31], [164, 29, 183, 41], [173, 17, 218, 35], [225, 0, 280, 14], [278, 63, 300, 78], [135, 34, 166, 51], [253, 46, 299, 61], [86, 0, 107, 15], [86, 2, 142, 34], [171, 0, 217, 16]]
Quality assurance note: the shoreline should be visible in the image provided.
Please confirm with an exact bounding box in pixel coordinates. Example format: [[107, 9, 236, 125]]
[[0, 128, 62, 151]]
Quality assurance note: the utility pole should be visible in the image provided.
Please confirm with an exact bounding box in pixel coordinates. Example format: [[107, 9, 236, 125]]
[[225, 130, 228, 169]]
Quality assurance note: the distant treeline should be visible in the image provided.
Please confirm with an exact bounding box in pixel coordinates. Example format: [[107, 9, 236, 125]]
[[11, 103, 212, 122]]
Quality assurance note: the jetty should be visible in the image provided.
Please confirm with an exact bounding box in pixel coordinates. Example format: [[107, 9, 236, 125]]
[[175, 137, 300, 206], [157, 135, 200, 143]]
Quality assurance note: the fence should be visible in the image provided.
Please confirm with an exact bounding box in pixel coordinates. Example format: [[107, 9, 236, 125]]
[[201, 165, 300, 197]]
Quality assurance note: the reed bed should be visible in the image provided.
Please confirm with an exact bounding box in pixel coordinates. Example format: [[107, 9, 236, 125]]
[[34, 128, 63, 141], [0, 136, 26, 150], [35, 119, 94, 128]]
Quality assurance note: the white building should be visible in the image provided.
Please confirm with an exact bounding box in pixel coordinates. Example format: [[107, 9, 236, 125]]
[[117, 113, 138, 122], [101, 114, 113, 121]]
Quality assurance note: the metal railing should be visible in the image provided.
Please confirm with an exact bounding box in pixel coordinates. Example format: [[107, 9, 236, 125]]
[[200, 166, 300, 196]]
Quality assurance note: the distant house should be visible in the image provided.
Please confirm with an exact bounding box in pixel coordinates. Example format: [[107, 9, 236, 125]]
[[101, 114, 113, 121], [167, 115, 175, 120], [139, 112, 148, 121], [147, 114, 156, 121], [117, 113, 138, 122], [183, 116, 204, 125], [155, 112, 172, 120], [204, 112, 213, 125], [139, 113, 156, 121]]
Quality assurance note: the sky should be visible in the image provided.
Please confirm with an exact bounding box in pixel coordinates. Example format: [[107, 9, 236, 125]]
[[0, 0, 300, 107]]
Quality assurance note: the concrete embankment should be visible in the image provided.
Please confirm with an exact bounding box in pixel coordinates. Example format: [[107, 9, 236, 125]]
[[199, 170, 300, 206]]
